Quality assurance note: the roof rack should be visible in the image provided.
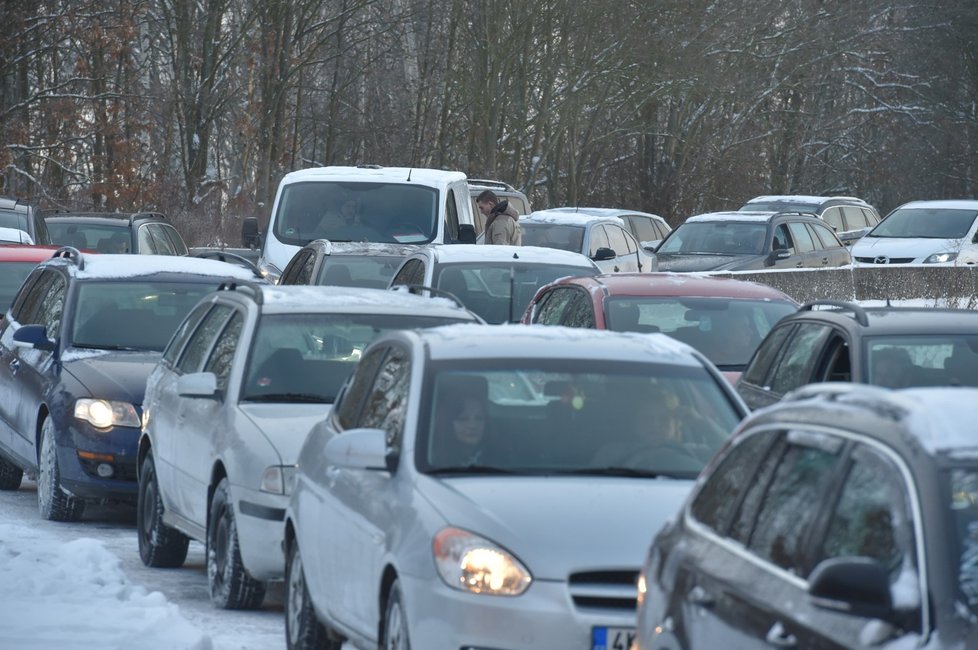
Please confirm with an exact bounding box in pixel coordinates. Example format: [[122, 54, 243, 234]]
[[798, 300, 868, 326], [468, 179, 516, 191], [50, 246, 84, 270], [216, 281, 263, 304]]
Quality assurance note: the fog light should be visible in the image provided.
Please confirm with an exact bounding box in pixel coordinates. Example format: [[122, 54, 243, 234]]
[[96, 463, 114, 478]]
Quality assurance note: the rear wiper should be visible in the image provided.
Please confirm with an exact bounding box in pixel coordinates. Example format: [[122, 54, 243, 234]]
[[427, 464, 517, 475], [243, 393, 329, 403]]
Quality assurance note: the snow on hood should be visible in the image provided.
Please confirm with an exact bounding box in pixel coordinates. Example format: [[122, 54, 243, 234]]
[[71, 253, 259, 280], [239, 403, 332, 462], [417, 475, 693, 578], [63, 351, 161, 404]]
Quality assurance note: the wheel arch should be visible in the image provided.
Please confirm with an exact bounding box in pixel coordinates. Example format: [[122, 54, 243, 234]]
[[377, 563, 399, 643], [207, 461, 229, 518], [33, 403, 50, 464]]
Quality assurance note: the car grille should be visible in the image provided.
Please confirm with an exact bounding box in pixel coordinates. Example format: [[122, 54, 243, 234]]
[[855, 256, 915, 264], [568, 570, 639, 612]]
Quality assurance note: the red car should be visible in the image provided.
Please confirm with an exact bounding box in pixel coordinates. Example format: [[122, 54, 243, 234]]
[[522, 273, 799, 382], [0, 245, 64, 313]]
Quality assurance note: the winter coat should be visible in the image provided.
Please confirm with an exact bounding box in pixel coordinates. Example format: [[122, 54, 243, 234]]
[[484, 200, 522, 246]]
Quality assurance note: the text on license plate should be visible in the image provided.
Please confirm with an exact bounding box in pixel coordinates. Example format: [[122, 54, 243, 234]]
[[592, 626, 636, 650]]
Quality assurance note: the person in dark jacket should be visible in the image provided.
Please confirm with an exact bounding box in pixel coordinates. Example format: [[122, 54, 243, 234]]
[[476, 190, 522, 245]]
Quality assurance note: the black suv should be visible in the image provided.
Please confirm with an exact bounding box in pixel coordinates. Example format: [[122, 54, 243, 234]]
[[656, 211, 850, 272], [45, 212, 189, 255], [0, 249, 261, 521], [736, 300, 978, 409], [0, 196, 51, 244], [740, 195, 881, 245], [637, 383, 978, 649]]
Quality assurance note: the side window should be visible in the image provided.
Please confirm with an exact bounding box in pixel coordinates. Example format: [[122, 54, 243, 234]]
[[606, 225, 630, 255], [138, 225, 156, 254], [35, 275, 67, 339], [12, 270, 54, 325], [816, 336, 851, 382], [804, 224, 825, 250], [815, 443, 915, 583], [821, 207, 845, 231], [33, 213, 51, 244], [627, 216, 656, 243], [390, 259, 425, 288], [767, 323, 833, 396], [788, 222, 816, 253], [162, 224, 189, 255], [281, 250, 312, 284], [148, 225, 177, 255], [561, 289, 595, 328], [163, 301, 212, 366], [863, 208, 880, 226], [336, 346, 389, 430], [843, 206, 869, 230], [691, 430, 779, 533], [359, 346, 411, 448], [772, 224, 793, 252], [204, 311, 244, 392], [747, 430, 845, 575], [532, 288, 573, 325], [444, 189, 460, 242], [588, 226, 610, 257], [297, 254, 316, 285], [654, 220, 671, 240], [730, 433, 788, 543], [811, 222, 841, 249], [176, 304, 233, 374], [741, 324, 796, 387]]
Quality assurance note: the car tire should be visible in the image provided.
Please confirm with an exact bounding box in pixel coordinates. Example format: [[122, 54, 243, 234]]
[[137, 452, 189, 567], [381, 579, 411, 650], [37, 417, 85, 522], [207, 478, 265, 609], [285, 540, 341, 650], [0, 455, 23, 490]]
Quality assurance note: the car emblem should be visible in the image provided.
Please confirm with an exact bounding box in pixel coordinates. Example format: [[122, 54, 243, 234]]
[[873, 255, 888, 264]]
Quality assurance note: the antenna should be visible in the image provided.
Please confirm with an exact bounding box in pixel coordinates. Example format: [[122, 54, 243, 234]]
[[406, 168, 413, 182]]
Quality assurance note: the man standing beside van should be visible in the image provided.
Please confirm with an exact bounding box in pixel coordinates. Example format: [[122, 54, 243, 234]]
[[477, 190, 522, 245]]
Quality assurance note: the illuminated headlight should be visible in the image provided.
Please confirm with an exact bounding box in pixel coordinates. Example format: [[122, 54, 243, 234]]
[[433, 527, 531, 596], [74, 399, 140, 429], [924, 252, 957, 264], [636, 571, 647, 606], [260, 465, 297, 495]]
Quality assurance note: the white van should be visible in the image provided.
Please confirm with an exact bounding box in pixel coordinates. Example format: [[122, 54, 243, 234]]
[[252, 166, 476, 282]]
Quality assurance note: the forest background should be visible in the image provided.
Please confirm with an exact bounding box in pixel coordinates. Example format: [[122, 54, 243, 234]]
[[1, 0, 975, 245]]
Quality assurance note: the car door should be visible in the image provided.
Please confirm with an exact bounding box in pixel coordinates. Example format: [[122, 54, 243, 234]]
[[809, 221, 851, 266], [606, 224, 641, 272], [0, 268, 45, 455], [787, 221, 820, 268]]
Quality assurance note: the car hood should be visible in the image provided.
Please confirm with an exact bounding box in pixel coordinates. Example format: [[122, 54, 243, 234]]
[[63, 351, 160, 404], [656, 253, 759, 272], [417, 475, 693, 579], [853, 236, 960, 258], [239, 403, 332, 462]]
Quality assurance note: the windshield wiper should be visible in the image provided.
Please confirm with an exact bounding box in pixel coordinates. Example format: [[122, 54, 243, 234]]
[[243, 393, 329, 403], [548, 467, 694, 479], [427, 464, 517, 475], [74, 343, 141, 351]]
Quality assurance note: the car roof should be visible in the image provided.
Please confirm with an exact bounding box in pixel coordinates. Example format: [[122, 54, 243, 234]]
[[425, 244, 597, 267], [546, 206, 666, 221], [0, 197, 31, 213], [787, 303, 978, 335], [0, 244, 62, 261], [43, 252, 259, 281], [279, 166, 467, 188], [685, 210, 813, 224], [0, 226, 35, 244], [523, 209, 626, 227], [892, 199, 978, 211], [395, 323, 707, 365], [547, 272, 798, 301], [45, 213, 165, 224], [745, 195, 871, 207], [302, 239, 420, 258], [753, 383, 978, 457], [240, 284, 478, 318]]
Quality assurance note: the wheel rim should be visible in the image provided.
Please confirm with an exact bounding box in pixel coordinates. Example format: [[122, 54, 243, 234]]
[[386, 597, 406, 650], [37, 424, 53, 511], [140, 469, 157, 539], [286, 548, 304, 642]]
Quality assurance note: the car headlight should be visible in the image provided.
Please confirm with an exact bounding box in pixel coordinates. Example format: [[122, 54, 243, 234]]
[[433, 527, 531, 596], [924, 252, 957, 264], [260, 465, 297, 495], [74, 399, 140, 429], [636, 571, 647, 606], [258, 259, 282, 284]]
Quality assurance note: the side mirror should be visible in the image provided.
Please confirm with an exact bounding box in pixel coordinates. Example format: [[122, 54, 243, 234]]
[[808, 557, 893, 620], [241, 217, 262, 249], [323, 427, 393, 471], [12, 324, 56, 352], [457, 223, 476, 244], [765, 249, 791, 266], [641, 240, 661, 253], [177, 372, 218, 398], [592, 247, 617, 261]]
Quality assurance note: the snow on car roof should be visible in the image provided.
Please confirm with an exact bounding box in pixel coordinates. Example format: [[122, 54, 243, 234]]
[[408, 323, 703, 364], [746, 195, 870, 206], [429, 244, 597, 267], [558, 272, 797, 300], [313, 240, 420, 257], [896, 199, 978, 211], [66, 253, 260, 280], [0, 226, 34, 244], [279, 166, 467, 188], [523, 209, 625, 227], [685, 211, 778, 223], [258, 285, 474, 317], [875, 388, 978, 455], [546, 207, 665, 220]]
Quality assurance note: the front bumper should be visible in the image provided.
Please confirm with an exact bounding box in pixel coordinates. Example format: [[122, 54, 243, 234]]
[[58, 420, 140, 502], [234, 485, 288, 581]]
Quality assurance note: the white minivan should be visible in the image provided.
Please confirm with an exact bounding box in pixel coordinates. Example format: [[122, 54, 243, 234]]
[[251, 166, 477, 282]]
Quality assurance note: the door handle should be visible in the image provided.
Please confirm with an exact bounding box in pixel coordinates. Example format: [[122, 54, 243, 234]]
[[8, 359, 20, 373], [687, 585, 715, 608], [765, 621, 797, 647]]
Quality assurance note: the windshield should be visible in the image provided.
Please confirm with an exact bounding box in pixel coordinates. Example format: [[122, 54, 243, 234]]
[[242, 313, 468, 403], [316, 255, 405, 289], [417, 360, 742, 477], [869, 208, 978, 239], [605, 297, 796, 369], [866, 336, 978, 388], [0, 210, 29, 233], [436, 263, 598, 324], [273, 181, 439, 245], [520, 223, 585, 253], [47, 222, 129, 252], [71, 281, 218, 351], [0, 261, 38, 312], [657, 221, 768, 255], [947, 467, 978, 614]]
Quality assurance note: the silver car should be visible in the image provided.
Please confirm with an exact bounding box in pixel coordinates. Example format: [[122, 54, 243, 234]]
[[284, 324, 748, 649], [136, 284, 479, 609]]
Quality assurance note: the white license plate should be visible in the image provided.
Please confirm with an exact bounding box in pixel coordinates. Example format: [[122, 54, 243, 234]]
[[591, 626, 636, 650]]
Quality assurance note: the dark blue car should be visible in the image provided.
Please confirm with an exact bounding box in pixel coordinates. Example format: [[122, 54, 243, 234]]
[[0, 248, 260, 521]]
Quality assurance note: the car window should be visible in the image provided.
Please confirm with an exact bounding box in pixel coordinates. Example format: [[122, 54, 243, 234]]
[[862, 207, 880, 226], [359, 346, 410, 449], [816, 335, 851, 382], [767, 323, 833, 395], [654, 219, 671, 239], [588, 226, 610, 257], [281, 249, 313, 285], [747, 430, 845, 575], [150, 225, 177, 255], [445, 189, 460, 242], [843, 206, 869, 230], [162, 301, 213, 366], [561, 289, 595, 328], [810, 222, 841, 249], [690, 430, 779, 534], [204, 311, 244, 392], [625, 216, 657, 243], [138, 224, 156, 254], [532, 288, 574, 325], [730, 432, 788, 544], [787, 222, 815, 253], [606, 225, 631, 255], [177, 304, 233, 374], [13, 269, 56, 325], [772, 224, 793, 252], [336, 346, 389, 430], [821, 207, 845, 232], [390, 259, 425, 289], [162, 224, 189, 255], [804, 224, 825, 250], [35, 274, 67, 338], [33, 212, 51, 245], [8, 268, 44, 322], [741, 323, 796, 387]]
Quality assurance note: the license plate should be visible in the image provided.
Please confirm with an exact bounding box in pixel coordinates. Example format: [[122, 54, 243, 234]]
[[592, 626, 636, 650]]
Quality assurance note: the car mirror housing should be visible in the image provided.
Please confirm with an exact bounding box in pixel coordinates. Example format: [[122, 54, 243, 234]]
[[12, 324, 56, 352], [765, 249, 791, 266], [323, 427, 390, 471], [592, 247, 617, 261], [177, 372, 218, 398], [457, 223, 476, 244], [241, 216, 262, 249], [808, 556, 893, 620]]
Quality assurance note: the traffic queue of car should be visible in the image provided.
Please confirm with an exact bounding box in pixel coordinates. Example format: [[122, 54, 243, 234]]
[[2, 174, 978, 650]]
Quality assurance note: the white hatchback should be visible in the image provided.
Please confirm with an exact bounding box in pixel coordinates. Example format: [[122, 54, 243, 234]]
[[851, 199, 978, 266]]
